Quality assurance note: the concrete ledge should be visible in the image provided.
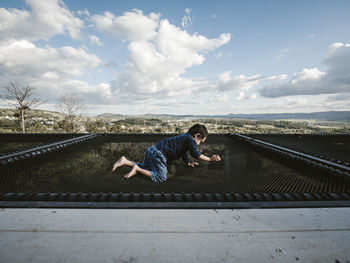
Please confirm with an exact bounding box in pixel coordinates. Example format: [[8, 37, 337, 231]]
[[1, 208, 350, 262], [1, 200, 350, 208]]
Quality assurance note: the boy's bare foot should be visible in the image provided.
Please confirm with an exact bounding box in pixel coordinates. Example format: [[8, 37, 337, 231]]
[[112, 156, 127, 171], [124, 165, 137, 179]]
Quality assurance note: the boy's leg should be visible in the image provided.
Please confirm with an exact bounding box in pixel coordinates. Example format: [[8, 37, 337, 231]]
[[112, 156, 136, 171], [124, 148, 167, 182], [124, 164, 151, 179]]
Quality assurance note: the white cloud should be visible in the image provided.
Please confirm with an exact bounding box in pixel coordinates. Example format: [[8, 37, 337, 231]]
[[77, 8, 90, 17], [92, 9, 160, 41], [290, 68, 325, 84], [248, 93, 257, 99], [323, 93, 350, 110], [323, 42, 350, 85], [29, 79, 112, 104], [260, 68, 326, 97], [0, 1, 114, 107], [89, 35, 103, 46], [157, 20, 230, 69], [326, 93, 350, 102], [92, 10, 230, 99], [0, 39, 101, 79], [217, 71, 264, 91], [266, 74, 288, 81], [0, 39, 102, 103], [181, 8, 193, 28], [216, 52, 223, 59], [214, 94, 230, 102], [260, 42, 350, 98], [41, 71, 59, 80], [226, 90, 257, 101], [0, 0, 84, 41], [235, 91, 244, 100], [284, 97, 308, 106]]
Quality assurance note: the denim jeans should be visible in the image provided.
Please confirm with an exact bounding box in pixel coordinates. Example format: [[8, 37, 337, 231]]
[[136, 145, 167, 183]]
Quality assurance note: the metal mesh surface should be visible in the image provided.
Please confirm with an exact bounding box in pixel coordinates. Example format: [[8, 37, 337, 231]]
[[0, 133, 82, 155], [1, 134, 349, 194], [251, 134, 350, 165]]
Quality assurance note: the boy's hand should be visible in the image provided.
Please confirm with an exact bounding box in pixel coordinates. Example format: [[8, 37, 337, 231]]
[[210, 155, 221, 162], [187, 162, 199, 167]]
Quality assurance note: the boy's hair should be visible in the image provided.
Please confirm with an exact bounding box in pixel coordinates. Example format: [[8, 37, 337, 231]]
[[187, 124, 208, 139]]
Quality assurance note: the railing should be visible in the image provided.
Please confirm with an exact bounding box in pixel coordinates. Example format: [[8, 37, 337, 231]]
[[0, 134, 100, 166], [231, 133, 350, 183]]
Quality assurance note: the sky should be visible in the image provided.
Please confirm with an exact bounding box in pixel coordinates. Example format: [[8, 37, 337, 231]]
[[0, 0, 350, 115]]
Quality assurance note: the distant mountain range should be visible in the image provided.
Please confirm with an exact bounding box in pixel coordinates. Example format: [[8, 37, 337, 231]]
[[98, 111, 350, 122], [1, 108, 349, 122]]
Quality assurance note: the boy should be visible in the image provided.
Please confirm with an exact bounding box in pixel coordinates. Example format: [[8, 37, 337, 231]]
[[112, 124, 221, 182]]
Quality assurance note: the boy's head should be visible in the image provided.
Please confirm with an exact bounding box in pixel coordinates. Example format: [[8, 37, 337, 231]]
[[187, 124, 208, 145]]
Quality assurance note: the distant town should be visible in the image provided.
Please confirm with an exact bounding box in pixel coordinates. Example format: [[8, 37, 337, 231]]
[[1, 108, 350, 134]]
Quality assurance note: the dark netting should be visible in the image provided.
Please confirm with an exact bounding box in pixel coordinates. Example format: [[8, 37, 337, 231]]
[[251, 134, 350, 166], [0, 133, 82, 155], [1, 134, 349, 194]]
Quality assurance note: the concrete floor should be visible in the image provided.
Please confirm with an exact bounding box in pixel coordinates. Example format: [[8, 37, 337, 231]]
[[1, 208, 350, 263]]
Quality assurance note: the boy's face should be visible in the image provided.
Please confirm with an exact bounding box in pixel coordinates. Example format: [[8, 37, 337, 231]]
[[194, 134, 206, 146]]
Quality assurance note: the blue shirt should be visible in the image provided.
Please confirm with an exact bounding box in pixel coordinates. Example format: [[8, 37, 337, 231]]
[[155, 133, 201, 163]]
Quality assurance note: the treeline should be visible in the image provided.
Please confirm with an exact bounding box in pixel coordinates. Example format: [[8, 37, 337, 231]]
[[1, 114, 350, 134]]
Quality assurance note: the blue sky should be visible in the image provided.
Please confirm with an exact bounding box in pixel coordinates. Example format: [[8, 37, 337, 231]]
[[0, 0, 349, 115]]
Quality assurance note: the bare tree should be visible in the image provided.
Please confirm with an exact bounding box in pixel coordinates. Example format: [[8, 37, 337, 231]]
[[1, 83, 44, 133], [58, 93, 84, 132]]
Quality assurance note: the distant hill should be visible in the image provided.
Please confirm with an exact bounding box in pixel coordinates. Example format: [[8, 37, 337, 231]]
[[98, 113, 125, 119], [98, 111, 350, 122], [225, 111, 350, 121], [2, 108, 349, 122]]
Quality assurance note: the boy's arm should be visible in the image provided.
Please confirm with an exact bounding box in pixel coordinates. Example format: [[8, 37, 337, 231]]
[[187, 138, 220, 164], [198, 154, 221, 162], [183, 152, 199, 167], [182, 152, 190, 164]]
